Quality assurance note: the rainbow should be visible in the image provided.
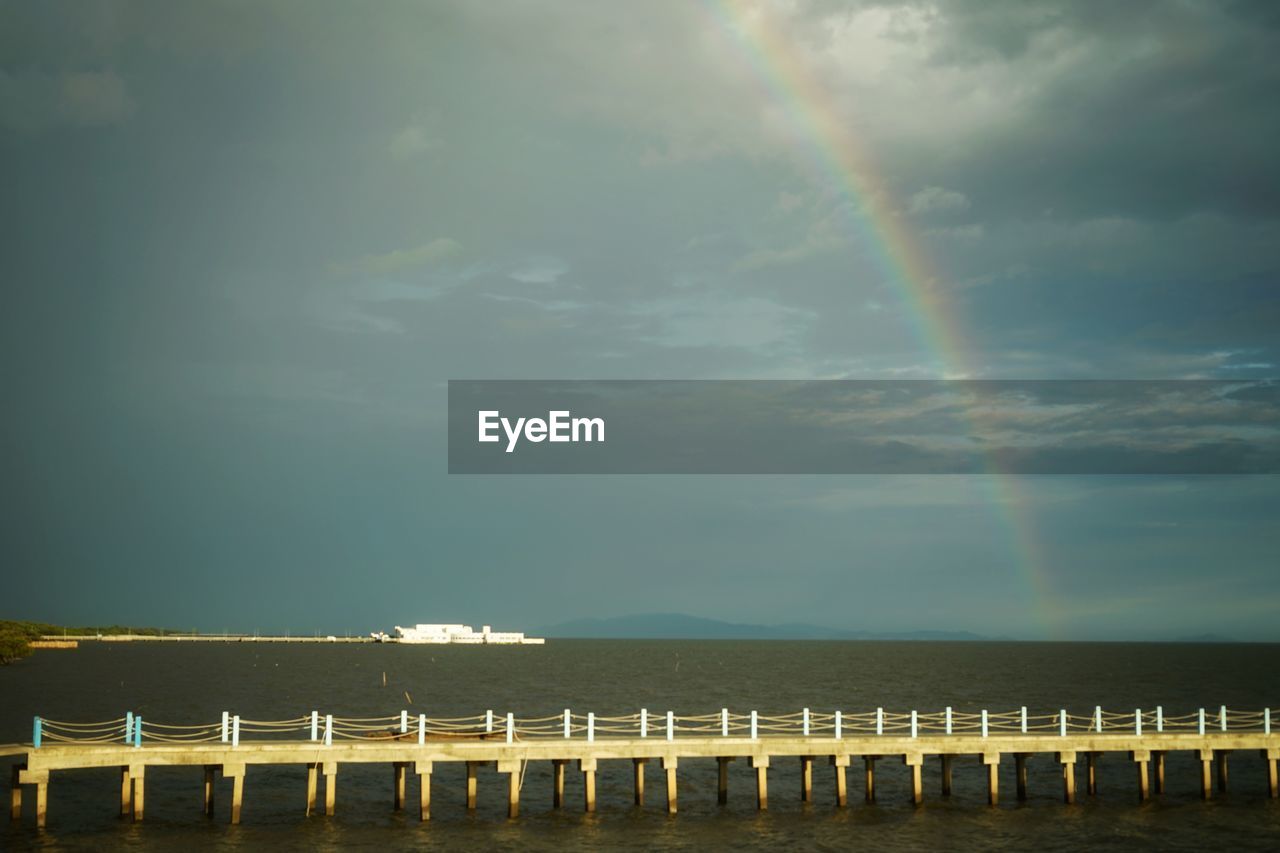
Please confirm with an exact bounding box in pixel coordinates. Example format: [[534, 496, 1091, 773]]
[[704, 0, 1061, 637]]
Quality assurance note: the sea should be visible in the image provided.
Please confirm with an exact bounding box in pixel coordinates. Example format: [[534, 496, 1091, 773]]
[[2, 640, 1279, 850]]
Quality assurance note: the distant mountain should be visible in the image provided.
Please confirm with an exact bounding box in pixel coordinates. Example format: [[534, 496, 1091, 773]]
[[535, 613, 991, 641], [1172, 633, 1237, 643]]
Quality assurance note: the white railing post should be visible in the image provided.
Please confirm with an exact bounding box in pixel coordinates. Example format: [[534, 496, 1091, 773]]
[[803, 707, 810, 737], [418, 713, 425, 745], [1220, 705, 1228, 732], [981, 709, 988, 738], [751, 710, 758, 741], [221, 711, 229, 743], [876, 707, 883, 736], [1156, 705, 1163, 733], [486, 709, 494, 734], [667, 711, 674, 742], [1135, 709, 1142, 736], [1060, 709, 1067, 737], [588, 712, 595, 743], [401, 710, 408, 734], [911, 710, 918, 739], [640, 708, 647, 738], [946, 706, 952, 735], [835, 710, 842, 739], [125, 711, 133, 745], [1094, 706, 1102, 732], [1198, 708, 1206, 736], [311, 711, 318, 742], [1266, 708, 1272, 736], [324, 714, 333, 746], [232, 715, 240, 748], [1021, 706, 1028, 734], [564, 709, 571, 739], [722, 708, 729, 737], [507, 712, 515, 744]]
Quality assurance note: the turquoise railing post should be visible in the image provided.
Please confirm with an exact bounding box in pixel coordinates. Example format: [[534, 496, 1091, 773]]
[[134, 717, 142, 748], [33, 716, 41, 749]]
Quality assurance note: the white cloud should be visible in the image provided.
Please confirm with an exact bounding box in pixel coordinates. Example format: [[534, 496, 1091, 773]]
[[330, 238, 462, 277], [389, 124, 441, 160], [909, 186, 971, 215], [509, 256, 568, 284], [0, 70, 135, 131]]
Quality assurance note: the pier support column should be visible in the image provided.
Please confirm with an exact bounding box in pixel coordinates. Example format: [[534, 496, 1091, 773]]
[[224, 764, 246, 825], [800, 756, 813, 803], [663, 756, 678, 815], [717, 758, 732, 805], [553, 760, 567, 808], [466, 762, 479, 811], [305, 764, 317, 816], [393, 762, 406, 811], [1265, 749, 1278, 798], [1132, 750, 1150, 803], [1057, 752, 1077, 804], [941, 755, 953, 796], [579, 758, 597, 813], [905, 755, 923, 806], [863, 756, 876, 804], [120, 766, 132, 816], [10, 763, 22, 822], [204, 765, 217, 816], [831, 755, 849, 807], [1086, 753, 1098, 795], [1015, 754, 1029, 802], [1216, 751, 1230, 793], [750, 756, 769, 810], [322, 761, 337, 817], [498, 760, 521, 819], [983, 754, 1000, 806], [1153, 752, 1165, 795], [415, 762, 432, 821], [17, 768, 47, 829], [130, 765, 145, 822], [1199, 750, 1214, 799], [633, 759, 646, 806]]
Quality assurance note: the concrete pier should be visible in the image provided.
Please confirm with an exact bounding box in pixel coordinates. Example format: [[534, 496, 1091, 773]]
[[7, 705, 1279, 828]]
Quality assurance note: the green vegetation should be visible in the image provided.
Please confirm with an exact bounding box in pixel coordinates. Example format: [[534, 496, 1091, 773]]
[[0, 620, 181, 664]]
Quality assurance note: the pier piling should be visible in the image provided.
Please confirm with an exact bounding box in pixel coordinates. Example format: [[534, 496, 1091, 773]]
[[1133, 751, 1150, 802], [984, 754, 1000, 806], [1086, 752, 1098, 795], [1058, 753, 1076, 803], [632, 758, 645, 806], [1153, 751, 1165, 794], [119, 766, 131, 816], [393, 762, 406, 811], [1200, 750, 1213, 799], [305, 763, 317, 815], [416, 762, 432, 821], [907, 755, 923, 805], [226, 764, 246, 824], [10, 763, 22, 822], [131, 765, 145, 821], [1265, 750, 1278, 798], [663, 756, 678, 814], [1217, 751, 1229, 793], [941, 754, 953, 796], [204, 765, 216, 816], [553, 759, 566, 808], [1015, 753, 1029, 801], [864, 756, 876, 804], [831, 755, 849, 807], [466, 761, 478, 811], [717, 757, 731, 805], [580, 758, 596, 812], [750, 755, 768, 810], [800, 756, 812, 802], [322, 762, 335, 817]]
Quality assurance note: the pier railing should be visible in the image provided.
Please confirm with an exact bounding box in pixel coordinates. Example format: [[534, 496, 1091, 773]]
[[29, 705, 1275, 748]]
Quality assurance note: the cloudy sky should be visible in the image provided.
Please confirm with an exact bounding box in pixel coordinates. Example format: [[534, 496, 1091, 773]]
[[3, 0, 1277, 639]]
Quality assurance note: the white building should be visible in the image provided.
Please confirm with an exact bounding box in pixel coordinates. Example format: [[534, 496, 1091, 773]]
[[392, 623, 545, 645]]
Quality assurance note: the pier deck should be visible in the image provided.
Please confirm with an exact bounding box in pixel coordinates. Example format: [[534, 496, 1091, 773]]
[[8, 706, 1279, 827]]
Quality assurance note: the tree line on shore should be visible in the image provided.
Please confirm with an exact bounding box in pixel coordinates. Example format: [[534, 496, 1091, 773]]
[[0, 620, 175, 664]]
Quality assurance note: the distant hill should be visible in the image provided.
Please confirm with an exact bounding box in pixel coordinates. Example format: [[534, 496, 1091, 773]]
[[1172, 633, 1237, 643], [535, 613, 991, 641]]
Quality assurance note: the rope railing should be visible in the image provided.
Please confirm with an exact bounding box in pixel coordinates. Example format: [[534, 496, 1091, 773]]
[[26, 705, 1276, 748]]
